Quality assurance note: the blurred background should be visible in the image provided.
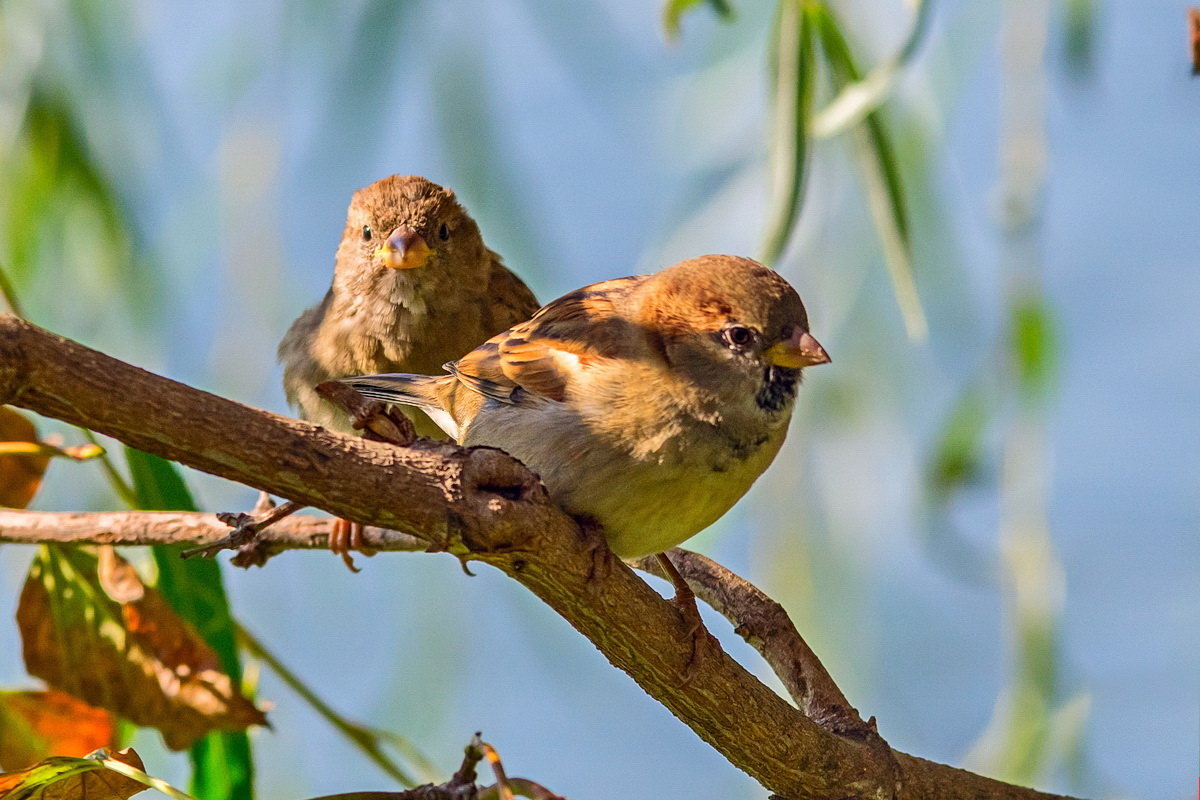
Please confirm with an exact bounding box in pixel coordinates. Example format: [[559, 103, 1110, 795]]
[[0, 0, 1196, 798]]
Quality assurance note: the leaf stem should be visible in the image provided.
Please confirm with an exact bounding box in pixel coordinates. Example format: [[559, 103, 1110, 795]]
[[83, 429, 141, 508], [97, 754, 202, 800]]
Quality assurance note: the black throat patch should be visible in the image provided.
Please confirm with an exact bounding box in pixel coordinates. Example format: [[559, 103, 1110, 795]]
[[755, 365, 800, 413]]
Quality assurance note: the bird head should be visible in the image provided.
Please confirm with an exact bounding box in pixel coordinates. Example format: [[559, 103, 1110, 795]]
[[635, 255, 829, 420], [335, 175, 489, 290]]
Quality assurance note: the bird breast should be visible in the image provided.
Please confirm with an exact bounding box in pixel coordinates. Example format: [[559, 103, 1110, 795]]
[[460, 394, 790, 559]]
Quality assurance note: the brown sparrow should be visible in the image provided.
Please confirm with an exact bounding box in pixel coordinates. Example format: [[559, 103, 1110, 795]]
[[340, 254, 830, 560], [279, 174, 539, 438], [277, 175, 538, 565]]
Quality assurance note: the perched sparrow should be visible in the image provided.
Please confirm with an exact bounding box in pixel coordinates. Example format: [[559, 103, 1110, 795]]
[[277, 175, 538, 566], [279, 174, 539, 438], [341, 255, 830, 560]]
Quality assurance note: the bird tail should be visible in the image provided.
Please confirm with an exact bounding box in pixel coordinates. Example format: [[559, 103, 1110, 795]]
[[338, 373, 461, 439]]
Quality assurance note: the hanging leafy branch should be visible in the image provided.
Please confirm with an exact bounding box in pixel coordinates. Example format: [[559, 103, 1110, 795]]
[[665, 0, 932, 339]]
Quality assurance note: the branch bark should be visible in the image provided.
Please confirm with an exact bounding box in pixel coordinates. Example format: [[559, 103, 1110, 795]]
[[0, 315, 1081, 800], [637, 549, 870, 736]]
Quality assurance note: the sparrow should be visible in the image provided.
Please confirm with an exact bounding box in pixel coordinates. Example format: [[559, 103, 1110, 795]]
[[340, 255, 830, 562], [277, 175, 539, 566], [279, 174, 539, 438]]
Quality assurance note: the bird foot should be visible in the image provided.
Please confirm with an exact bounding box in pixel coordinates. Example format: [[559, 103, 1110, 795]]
[[315, 381, 417, 446], [656, 551, 714, 684], [329, 517, 377, 572], [573, 516, 613, 591]]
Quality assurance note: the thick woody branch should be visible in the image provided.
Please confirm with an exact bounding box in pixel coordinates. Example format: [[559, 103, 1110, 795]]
[[0, 511, 862, 732], [637, 549, 869, 736], [0, 316, 1080, 800]]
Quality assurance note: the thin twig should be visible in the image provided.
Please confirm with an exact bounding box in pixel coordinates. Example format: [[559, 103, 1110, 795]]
[[477, 738, 515, 800]]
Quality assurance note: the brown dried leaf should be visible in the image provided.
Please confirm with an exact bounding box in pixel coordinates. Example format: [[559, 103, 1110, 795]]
[[17, 547, 268, 750], [0, 691, 115, 771], [0, 747, 146, 800], [0, 408, 50, 509]]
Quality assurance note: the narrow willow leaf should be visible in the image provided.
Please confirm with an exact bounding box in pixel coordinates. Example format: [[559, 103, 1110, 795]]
[[926, 387, 989, 504], [1062, 0, 1096, 77], [813, 5, 927, 339], [663, 0, 735, 39], [124, 448, 255, 800], [810, 0, 934, 139], [760, 0, 816, 266], [1009, 292, 1058, 402], [3, 92, 154, 310]]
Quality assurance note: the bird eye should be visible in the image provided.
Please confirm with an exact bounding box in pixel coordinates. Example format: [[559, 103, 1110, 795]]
[[437, 223, 450, 241], [362, 225, 372, 241], [723, 326, 754, 348]]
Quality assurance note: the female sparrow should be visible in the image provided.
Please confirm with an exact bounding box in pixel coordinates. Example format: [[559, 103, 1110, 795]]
[[340, 255, 830, 561], [279, 174, 539, 438], [277, 175, 539, 564]]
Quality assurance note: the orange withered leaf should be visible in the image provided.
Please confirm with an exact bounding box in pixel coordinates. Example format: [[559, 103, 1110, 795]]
[[0, 407, 51, 509], [0, 690, 115, 771], [17, 547, 268, 751]]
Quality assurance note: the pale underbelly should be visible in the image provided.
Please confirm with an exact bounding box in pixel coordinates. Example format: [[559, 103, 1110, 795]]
[[463, 405, 783, 559]]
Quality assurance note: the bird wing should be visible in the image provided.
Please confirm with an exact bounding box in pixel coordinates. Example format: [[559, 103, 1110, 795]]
[[483, 252, 541, 332], [449, 275, 644, 405]]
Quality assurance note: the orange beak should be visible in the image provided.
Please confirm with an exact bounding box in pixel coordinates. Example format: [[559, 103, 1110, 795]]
[[766, 329, 830, 368], [375, 227, 431, 269]]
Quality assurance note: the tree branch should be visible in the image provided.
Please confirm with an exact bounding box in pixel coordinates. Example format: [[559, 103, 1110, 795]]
[[637, 549, 870, 736], [0, 510, 865, 736], [0, 315, 1081, 800]]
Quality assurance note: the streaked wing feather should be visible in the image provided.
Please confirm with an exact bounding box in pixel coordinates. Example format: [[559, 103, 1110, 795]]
[[449, 275, 644, 405]]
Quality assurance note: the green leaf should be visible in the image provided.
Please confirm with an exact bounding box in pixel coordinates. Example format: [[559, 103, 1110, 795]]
[[1009, 293, 1058, 401], [927, 387, 989, 503], [1062, 0, 1096, 78], [810, 0, 933, 139], [812, 5, 927, 340], [123, 448, 255, 800], [662, 0, 735, 40], [760, 0, 817, 266], [0, 91, 157, 320]]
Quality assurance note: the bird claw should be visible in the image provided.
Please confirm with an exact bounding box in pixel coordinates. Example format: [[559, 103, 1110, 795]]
[[329, 517, 377, 572], [251, 491, 275, 515], [670, 585, 714, 685], [573, 516, 613, 591], [656, 551, 714, 684], [315, 381, 417, 446]]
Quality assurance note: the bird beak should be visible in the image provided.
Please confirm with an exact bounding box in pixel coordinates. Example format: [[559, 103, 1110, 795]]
[[375, 227, 431, 269], [766, 329, 831, 368]]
